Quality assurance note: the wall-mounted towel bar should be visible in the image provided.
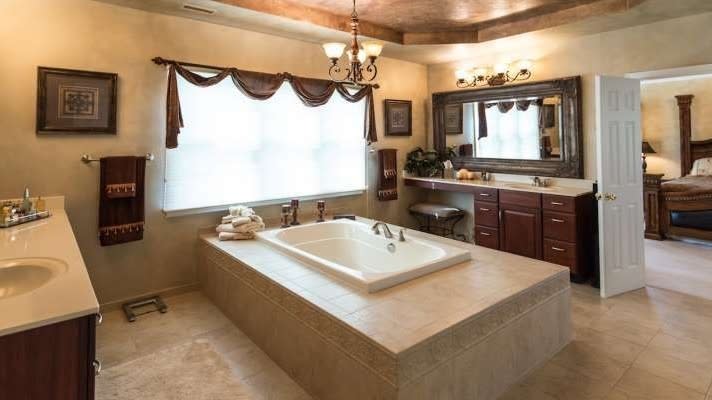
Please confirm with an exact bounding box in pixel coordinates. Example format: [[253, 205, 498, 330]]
[[81, 153, 155, 164]]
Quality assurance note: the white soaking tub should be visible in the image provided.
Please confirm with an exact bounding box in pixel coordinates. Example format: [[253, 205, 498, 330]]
[[256, 218, 471, 292]]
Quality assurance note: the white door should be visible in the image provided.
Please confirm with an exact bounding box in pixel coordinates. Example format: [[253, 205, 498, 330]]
[[595, 76, 645, 298]]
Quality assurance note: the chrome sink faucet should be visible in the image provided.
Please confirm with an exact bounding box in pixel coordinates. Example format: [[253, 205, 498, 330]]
[[532, 176, 549, 187], [372, 222, 394, 239]]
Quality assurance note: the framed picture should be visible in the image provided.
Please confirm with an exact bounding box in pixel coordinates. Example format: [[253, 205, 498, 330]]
[[36, 67, 117, 134], [384, 99, 412, 136], [541, 104, 556, 128], [444, 104, 463, 134]]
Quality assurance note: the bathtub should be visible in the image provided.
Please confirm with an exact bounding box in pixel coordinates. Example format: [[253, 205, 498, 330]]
[[256, 218, 471, 292]]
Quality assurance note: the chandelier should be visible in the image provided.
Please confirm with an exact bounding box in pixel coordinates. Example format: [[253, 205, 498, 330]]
[[455, 60, 533, 88], [322, 0, 383, 85]]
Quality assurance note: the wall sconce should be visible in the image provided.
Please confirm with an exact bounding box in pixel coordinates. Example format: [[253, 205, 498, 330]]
[[456, 60, 533, 88]]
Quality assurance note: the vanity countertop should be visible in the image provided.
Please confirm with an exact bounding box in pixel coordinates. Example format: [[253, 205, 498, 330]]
[[0, 198, 99, 337], [404, 176, 593, 197]]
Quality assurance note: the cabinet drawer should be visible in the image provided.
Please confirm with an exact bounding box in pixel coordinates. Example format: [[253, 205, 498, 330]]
[[473, 187, 498, 202], [543, 211, 577, 242], [542, 194, 576, 213], [474, 201, 499, 228], [474, 225, 499, 249], [499, 189, 541, 209], [543, 239, 576, 268]]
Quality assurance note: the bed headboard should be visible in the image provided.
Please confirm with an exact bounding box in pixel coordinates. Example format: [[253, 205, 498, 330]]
[[676, 94, 712, 176]]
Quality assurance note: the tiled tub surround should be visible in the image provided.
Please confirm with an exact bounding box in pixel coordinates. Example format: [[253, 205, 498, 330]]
[[199, 230, 571, 399], [257, 219, 471, 292]]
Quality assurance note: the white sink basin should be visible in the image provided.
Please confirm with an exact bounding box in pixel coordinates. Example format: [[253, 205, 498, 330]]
[[0, 258, 68, 299], [505, 183, 556, 192]]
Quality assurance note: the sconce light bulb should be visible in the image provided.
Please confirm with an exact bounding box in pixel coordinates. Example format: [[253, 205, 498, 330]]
[[517, 59, 533, 72], [494, 63, 509, 75]]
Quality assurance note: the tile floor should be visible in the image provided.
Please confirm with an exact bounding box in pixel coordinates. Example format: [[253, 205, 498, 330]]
[[97, 233, 712, 400], [645, 238, 712, 301], [97, 283, 712, 399]]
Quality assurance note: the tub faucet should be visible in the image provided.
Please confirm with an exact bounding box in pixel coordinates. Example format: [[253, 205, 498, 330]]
[[372, 222, 394, 239]]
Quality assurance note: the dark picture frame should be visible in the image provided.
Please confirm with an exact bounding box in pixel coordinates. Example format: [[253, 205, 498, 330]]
[[36, 66, 117, 134], [443, 104, 463, 134], [541, 104, 556, 128], [384, 99, 412, 136]]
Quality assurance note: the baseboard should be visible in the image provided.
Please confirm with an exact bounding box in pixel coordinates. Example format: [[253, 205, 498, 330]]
[[99, 282, 200, 313]]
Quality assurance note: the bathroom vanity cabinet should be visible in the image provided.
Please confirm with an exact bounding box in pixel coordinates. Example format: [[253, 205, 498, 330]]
[[475, 188, 595, 282], [0, 314, 97, 400]]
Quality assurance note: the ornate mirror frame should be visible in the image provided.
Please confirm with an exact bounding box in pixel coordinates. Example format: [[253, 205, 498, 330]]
[[432, 76, 583, 178]]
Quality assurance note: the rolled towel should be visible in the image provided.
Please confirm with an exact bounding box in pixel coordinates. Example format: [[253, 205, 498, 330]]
[[216, 223, 238, 233], [230, 216, 251, 227], [221, 215, 234, 224], [235, 221, 264, 234], [218, 231, 254, 241]]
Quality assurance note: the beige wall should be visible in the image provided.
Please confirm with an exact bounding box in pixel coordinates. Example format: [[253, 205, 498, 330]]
[[0, 0, 428, 305], [428, 12, 712, 180], [641, 75, 712, 178], [426, 12, 712, 239]]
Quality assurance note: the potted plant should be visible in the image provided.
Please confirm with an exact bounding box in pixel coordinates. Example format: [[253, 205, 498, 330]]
[[404, 146, 456, 177]]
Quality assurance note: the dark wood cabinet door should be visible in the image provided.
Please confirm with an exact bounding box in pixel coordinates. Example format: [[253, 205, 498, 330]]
[[500, 205, 542, 259], [0, 315, 95, 400]]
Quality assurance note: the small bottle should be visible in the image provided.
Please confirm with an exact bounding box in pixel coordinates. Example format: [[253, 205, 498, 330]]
[[36, 196, 46, 213], [21, 187, 31, 213]]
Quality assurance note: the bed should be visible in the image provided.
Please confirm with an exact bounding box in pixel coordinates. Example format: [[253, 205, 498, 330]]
[[658, 94, 712, 241]]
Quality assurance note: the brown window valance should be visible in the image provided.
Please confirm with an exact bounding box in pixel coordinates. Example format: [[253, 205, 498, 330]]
[[152, 57, 378, 149]]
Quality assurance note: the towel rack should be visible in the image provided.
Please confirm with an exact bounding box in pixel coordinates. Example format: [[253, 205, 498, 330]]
[[81, 153, 155, 164]]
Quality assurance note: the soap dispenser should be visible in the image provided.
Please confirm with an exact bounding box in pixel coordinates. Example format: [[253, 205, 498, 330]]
[[21, 187, 31, 213]]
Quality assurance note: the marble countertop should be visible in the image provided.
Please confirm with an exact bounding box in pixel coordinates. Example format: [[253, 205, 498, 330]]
[[0, 197, 99, 337], [201, 221, 570, 355], [405, 176, 593, 197]]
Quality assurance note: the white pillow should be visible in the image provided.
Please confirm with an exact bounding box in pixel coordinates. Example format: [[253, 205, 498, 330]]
[[690, 157, 712, 176]]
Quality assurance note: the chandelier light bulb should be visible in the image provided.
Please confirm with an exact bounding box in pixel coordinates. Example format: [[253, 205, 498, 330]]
[[322, 42, 346, 60], [357, 50, 367, 64], [362, 41, 383, 58]]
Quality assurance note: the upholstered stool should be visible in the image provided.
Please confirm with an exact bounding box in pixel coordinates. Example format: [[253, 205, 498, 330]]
[[408, 203, 466, 240]]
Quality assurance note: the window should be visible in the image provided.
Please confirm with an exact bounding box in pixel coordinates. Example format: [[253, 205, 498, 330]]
[[475, 101, 541, 160], [164, 75, 366, 215]]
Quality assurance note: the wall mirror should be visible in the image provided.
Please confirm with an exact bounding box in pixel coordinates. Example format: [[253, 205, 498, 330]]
[[433, 76, 583, 178]]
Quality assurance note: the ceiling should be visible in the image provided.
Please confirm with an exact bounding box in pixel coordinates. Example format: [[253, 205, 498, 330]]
[[95, 0, 712, 64]]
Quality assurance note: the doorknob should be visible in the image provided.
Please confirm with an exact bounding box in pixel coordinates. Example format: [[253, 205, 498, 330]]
[[595, 192, 617, 201]]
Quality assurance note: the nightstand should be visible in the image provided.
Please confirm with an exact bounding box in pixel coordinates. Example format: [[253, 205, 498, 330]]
[[643, 173, 664, 240]]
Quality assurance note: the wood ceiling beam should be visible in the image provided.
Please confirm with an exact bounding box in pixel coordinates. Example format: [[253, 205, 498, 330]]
[[477, 0, 648, 43], [402, 31, 478, 45], [212, 0, 403, 43], [212, 0, 648, 46]]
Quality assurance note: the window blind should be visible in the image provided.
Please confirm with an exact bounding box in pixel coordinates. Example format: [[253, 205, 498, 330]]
[[164, 75, 366, 214]]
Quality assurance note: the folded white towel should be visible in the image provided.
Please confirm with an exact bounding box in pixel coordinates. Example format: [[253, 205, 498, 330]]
[[230, 216, 252, 227], [218, 231, 254, 241], [216, 223, 238, 233], [234, 222, 261, 234]]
